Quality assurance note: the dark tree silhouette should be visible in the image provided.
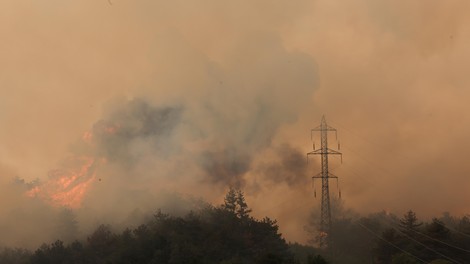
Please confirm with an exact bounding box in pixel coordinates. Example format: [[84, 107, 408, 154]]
[[13, 199, 470, 263], [375, 228, 401, 264], [27, 189, 295, 263], [399, 210, 423, 235], [236, 189, 252, 219], [307, 254, 329, 264], [223, 187, 237, 213]]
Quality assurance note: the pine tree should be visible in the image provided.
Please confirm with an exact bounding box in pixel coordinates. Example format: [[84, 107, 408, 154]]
[[236, 189, 252, 219], [223, 187, 237, 213], [425, 218, 449, 240], [399, 210, 422, 234]]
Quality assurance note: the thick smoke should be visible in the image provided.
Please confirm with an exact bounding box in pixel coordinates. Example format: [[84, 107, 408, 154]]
[[0, 168, 70, 248], [260, 144, 310, 187], [0, 0, 320, 245], [200, 150, 251, 188], [2, 0, 470, 247], [87, 99, 182, 165]]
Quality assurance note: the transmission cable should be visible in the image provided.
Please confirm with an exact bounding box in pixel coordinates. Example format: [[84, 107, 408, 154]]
[[400, 224, 470, 254], [356, 221, 427, 263], [382, 217, 470, 255], [435, 221, 470, 240], [381, 220, 463, 264]]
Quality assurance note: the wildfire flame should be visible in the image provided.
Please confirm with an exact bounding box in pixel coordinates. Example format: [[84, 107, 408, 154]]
[[27, 122, 119, 208], [27, 156, 97, 208]]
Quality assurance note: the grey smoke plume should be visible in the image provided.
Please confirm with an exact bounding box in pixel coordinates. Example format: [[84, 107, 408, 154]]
[[66, 32, 317, 234], [87, 99, 182, 165], [0, 0, 321, 245], [200, 150, 251, 188], [260, 144, 311, 187], [6, 0, 470, 248]]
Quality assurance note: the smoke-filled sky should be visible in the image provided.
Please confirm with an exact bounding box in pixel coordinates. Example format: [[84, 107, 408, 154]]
[[1, 0, 470, 246]]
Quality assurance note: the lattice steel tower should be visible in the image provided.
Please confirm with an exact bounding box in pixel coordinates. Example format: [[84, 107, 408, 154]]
[[307, 115, 342, 248]]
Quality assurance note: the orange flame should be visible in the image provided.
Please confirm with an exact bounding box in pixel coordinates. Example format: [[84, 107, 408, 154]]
[[27, 156, 97, 208], [26, 186, 40, 198], [27, 122, 120, 208]]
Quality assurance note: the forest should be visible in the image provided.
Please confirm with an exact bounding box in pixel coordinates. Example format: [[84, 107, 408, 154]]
[[0, 189, 469, 264], [321, 210, 470, 264]]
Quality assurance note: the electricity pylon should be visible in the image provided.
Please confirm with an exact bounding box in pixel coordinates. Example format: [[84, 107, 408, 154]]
[[307, 115, 342, 248]]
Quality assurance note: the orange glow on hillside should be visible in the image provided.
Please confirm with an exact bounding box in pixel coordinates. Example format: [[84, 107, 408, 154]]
[[27, 122, 121, 208], [26, 186, 40, 198], [27, 156, 97, 208]]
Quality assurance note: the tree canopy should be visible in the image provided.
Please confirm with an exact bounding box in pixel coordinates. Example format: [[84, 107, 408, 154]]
[[1, 188, 300, 264]]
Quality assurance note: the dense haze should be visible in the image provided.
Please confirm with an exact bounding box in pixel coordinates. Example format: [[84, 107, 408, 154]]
[[1, 0, 470, 248]]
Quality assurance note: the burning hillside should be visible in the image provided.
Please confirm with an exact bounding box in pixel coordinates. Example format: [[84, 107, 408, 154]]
[[26, 99, 182, 209]]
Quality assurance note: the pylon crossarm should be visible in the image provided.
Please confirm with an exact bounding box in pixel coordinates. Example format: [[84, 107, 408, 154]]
[[308, 149, 323, 155], [312, 173, 322, 179], [311, 126, 337, 132], [312, 175, 338, 179], [308, 149, 342, 155], [326, 148, 341, 155], [327, 173, 338, 179]]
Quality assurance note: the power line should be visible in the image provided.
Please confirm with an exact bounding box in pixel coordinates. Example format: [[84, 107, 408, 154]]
[[405, 227, 470, 254], [356, 222, 428, 263], [382, 217, 470, 255], [435, 221, 470, 240], [381, 220, 464, 264]]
